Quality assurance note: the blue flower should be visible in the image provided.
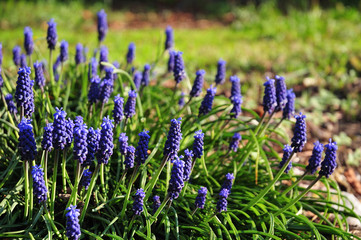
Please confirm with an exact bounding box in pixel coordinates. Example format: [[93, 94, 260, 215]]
[[97, 9, 108, 42], [124, 90, 137, 119], [88, 76, 101, 105], [65, 118, 74, 148], [165, 26, 174, 50], [84, 127, 100, 167], [47, 19, 57, 50], [190, 70, 205, 97], [18, 118, 37, 161], [230, 75, 241, 102], [291, 113, 307, 152], [32, 165, 48, 204], [152, 195, 161, 214], [126, 42, 135, 64], [135, 130, 150, 165], [319, 139, 338, 178], [195, 187, 207, 209], [13, 46, 21, 66], [183, 149, 193, 181], [230, 95, 242, 118], [306, 141, 324, 174], [118, 133, 128, 156], [112, 94, 124, 125], [221, 173, 234, 193], [275, 75, 288, 111], [20, 54, 27, 68], [133, 71, 142, 90], [97, 117, 114, 165], [99, 46, 108, 72], [193, 130, 204, 159], [173, 51, 185, 84], [5, 94, 18, 115], [73, 122, 88, 165], [168, 158, 185, 200], [75, 43, 84, 65], [65, 205, 81, 240], [53, 108, 67, 150], [41, 123, 53, 152], [88, 57, 98, 81], [24, 27, 34, 56], [168, 50, 175, 72], [279, 145, 293, 173], [164, 118, 182, 162], [99, 68, 114, 103], [34, 61, 45, 89], [216, 189, 229, 213], [178, 92, 185, 107], [141, 64, 151, 87], [15, 67, 34, 118], [59, 40, 68, 62], [229, 133, 242, 152], [199, 86, 216, 116], [283, 89, 296, 120], [215, 59, 226, 85], [263, 77, 277, 114], [80, 169, 92, 190], [133, 188, 146, 215], [124, 145, 135, 169]]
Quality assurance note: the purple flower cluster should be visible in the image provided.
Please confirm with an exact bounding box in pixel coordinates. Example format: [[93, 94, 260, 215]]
[[24, 27, 34, 56], [168, 158, 185, 200], [75, 43, 84, 65], [99, 46, 108, 72], [215, 59, 226, 85], [124, 145, 135, 169], [73, 122, 88, 165], [88, 76, 101, 105], [65, 118, 74, 148], [5, 94, 18, 115], [193, 130, 204, 159], [15, 67, 34, 118], [126, 42, 135, 64], [60, 40, 68, 62], [291, 113, 307, 152], [275, 75, 288, 111], [20, 54, 27, 68], [221, 173, 234, 193], [199, 86, 217, 116], [195, 187, 207, 209], [283, 89, 296, 120], [190, 70, 205, 98], [99, 68, 114, 103], [84, 127, 100, 167], [133, 71, 142, 90], [34, 61, 45, 89], [53, 108, 67, 150], [97, 9, 108, 43], [18, 118, 37, 161], [119, 133, 128, 155], [135, 130, 150, 165], [65, 205, 81, 240], [173, 51, 185, 84], [164, 118, 182, 162], [165, 26, 174, 50], [13, 46, 21, 66], [47, 19, 57, 50], [97, 117, 114, 165], [133, 188, 146, 215], [306, 141, 324, 174], [263, 77, 277, 114], [319, 139, 338, 178], [112, 94, 124, 125], [141, 64, 151, 87], [216, 189, 229, 213], [41, 123, 53, 152], [80, 169, 92, 190], [279, 145, 293, 173], [124, 90, 137, 119], [32, 165, 48, 204], [229, 133, 242, 152], [88, 57, 98, 80], [183, 149, 193, 181], [152, 195, 161, 214], [168, 51, 175, 72]]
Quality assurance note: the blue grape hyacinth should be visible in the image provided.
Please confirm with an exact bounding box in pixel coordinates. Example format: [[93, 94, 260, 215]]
[[15, 67, 34, 118], [291, 112, 307, 152], [230, 75, 241, 101], [168, 50, 175, 72], [164, 118, 182, 162], [84, 127, 100, 167], [275, 75, 288, 111], [13, 46, 21, 66], [215, 59, 226, 85], [20, 54, 27, 68], [47, 19, 57, 50], [319, 139, 338, 178], [306, 141, 324, 174], [97, 9, 108, 43], [283, 89, 296, 120], [165, 26, 174, 50], [229, 133, 242, 152], [65, 118, 74, 148], [112, 94, 124, 125], [152, 195, 161, 214], [183, 149, 193, 181], [97, 117, 114, 165], [199, 86, 216, 116], [216, 189, 229, 213], [119, 133, 128, 155], [173, 51, 185, 84], [221, 173, 234, 193], [279, 145, 293, 173], [32, 165, 48, 204], [190, 70, 205, 97], [135, 130, 150, 165], [133, 188, 146, 215], [73, 122, 88, 165], [193, 130, 204, 159], [60, 40, 69, 62], [88, 57, 98, 80], [18, 118, 37, 161], [126, 42, 135, 65], [24, 27, 34, 56], [34, 61, 45, 89], [263, 77, 277, 114], [99, 46, 108, 72], [195, 187, 207, 209], [80, 169, 92, 190], [124, 145, 135, 169], [65, 205, 81, 240], [124, 90, 137, 119], [88, 76, 100, 105], [41, 123, 53, 152], [75, 43, 84, 65], [178, 92, 185, 107], [53, 108, 67, 150], [230, 95, 242, 118], [141, 64, 151, 87], [133, 71, 142, 90], [99, 68, 114, 103], [168, 157, 185, 200], [5, 94, 18, 115]]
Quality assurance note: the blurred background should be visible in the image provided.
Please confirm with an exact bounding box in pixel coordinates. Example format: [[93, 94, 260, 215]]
[[1, 0, 361, 197]]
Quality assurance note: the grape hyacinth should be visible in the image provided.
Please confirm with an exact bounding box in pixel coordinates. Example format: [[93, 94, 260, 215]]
[[195, 187, 207, 209], [88, 57, 98, 80], [18, 118, 37, 161], [141, 64, 151, 87], [97, 9, 108, 43], [13, 46, 21, 66], [124, 90, 137, 119], [215, 59, 226, 85], [60, 40, 68, 62], [279, 145, 293, 173], [65, 205, 81, 240], [230, 95, 242, 118], [47, 19, 57, 50], [152, 195, 161, 214], [229, 133, 242, 152], [173, 51, 185, 84], [32, 165, 47, 204], [75, 43, 84, 65], [178, 92, 185, 107], [80, 169, 92, 190], [230, 75, 241, 101], [183, 149, 193, 181], [5, 94, 18, 115], [24, 27, 34, 56], [283, 89, 296, 120], [34, 61, 45, 89], [216, 189, 229, 213], [126, 42, 135, 65], [263, 77, 277, 114], [74, 116, 84, 132], [291, 112, 307, 152], [168, 50, 175, 72], [135, 130, 150, 165], [198, 86, 216, 116], [133, 188, 145, 215], [84, 127, 100, 167], [97, 117, 114, 165], [73, 122, 88, 165], [133, 71, 142, 90], [168, 157, 185, 200], [99, 46, 108, 72], [20, 54, 27, 68], [164, 118, 182, 162], [52, 108, 67, 150], [99, 68, 114, 104], [165, 26, 174, 50], [41, 123, 53, 152], [112, 94, 124, 125], [190, 69, 205, 98], [319, 139, 338, 178], [15, 67, 34, 118], [119, 133, 128, 155], [88, 76, 100, 105], [124, 145, 135, 169], [275, 75, 288, 111], [221, 173, 234, 193], [306, 141, 324, 174], [65, 118, 74, 148], [193, 130, 204, 159]]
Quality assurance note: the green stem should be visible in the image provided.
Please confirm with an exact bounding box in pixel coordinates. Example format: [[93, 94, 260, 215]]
[[50, 150, 60, 219], [112, 168, 127, 199], [64, 162, 82, 214], [1, 91, 19, 137], [49, 50, 54, 87], [254, 112, 267, 135], [24, 161, 29, 219], [281, 171, 309, 197], [200, 154, 209, 177], [43, 203, 62, 238], [144, 155, 169, 201], [164, 161, 171, 199], [116, 155, 125, 182], [257, 110, 276, 137], [43, 151, 50, 200], [120, 165, 139, 219], [62, 149, 67, 193], [150, 196, 170, 225], [80, 163, 101, 224], [100, 164, 106, 197], [274, 175, 322, 217], [242, 150, 296, 212], [29, 160, 35, 220]]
